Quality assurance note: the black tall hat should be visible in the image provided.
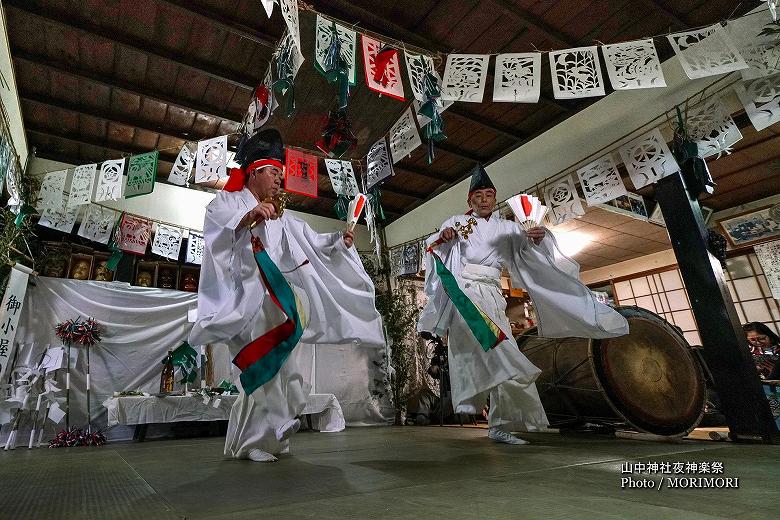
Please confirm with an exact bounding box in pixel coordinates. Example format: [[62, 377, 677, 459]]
[[468, 164, 495, 193], [235, 128, 285, 168]]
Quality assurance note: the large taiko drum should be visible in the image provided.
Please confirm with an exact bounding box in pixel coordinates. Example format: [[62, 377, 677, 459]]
[[517, 306, 705, 436]]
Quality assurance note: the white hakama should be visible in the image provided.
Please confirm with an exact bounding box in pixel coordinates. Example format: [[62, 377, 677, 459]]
[[419, 213, 628, 432], [191, 188, 384, 458]]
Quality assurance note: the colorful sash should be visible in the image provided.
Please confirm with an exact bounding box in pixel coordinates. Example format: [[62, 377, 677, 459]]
[[429, 250, 506, 351], [233, 237, 303, 395]]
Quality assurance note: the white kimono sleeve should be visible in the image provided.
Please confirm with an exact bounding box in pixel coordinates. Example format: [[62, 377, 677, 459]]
[[509, 227, 629, 339], [418, 216, 459, 336]]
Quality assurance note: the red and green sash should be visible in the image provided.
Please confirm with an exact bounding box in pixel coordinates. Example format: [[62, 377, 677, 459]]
[[430, 251, 506, 352], [233, 238, 303, 395]]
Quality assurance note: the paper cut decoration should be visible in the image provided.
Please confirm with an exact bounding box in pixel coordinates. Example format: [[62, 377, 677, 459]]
[[602, 39, 666, 90], [152, 224, 183, 261], [576, 154, 628, 205], [115, 214, 152, 255], [37, 169, 67, 210], [618, 128, 679, 189], [285, 148, 318, 198], [37, 199, 80, 233], [406, 53, 437, 102], [687, 98, 743, 158], [493, 53, 542, 103], [315, 15, 357, 85], [168, 144, 195, 186], [125, 152, 158, 198], [361, 35, 404, 100], [398, 242, 420, 276], [440, 54, 490, 102], [67, 163, 97, 207], [279, 0, 301, 55], [77, 204, 117, 245], [667, 25, 748, 80], [324, 159, 359, 197], [195, 136, 228, 183], [735, 74, 780, 132], [366, 137, 394, 190], [261, 0, 274, 18], [186, 232, 205, 265], [549, 46, 605, 99], [388, 108, 422, 163], [544, 176, 585, 225], [94, 159, 125, 202]]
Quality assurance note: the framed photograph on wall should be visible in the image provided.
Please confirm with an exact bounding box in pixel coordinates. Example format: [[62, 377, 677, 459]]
[[599, 192, 648, 221], [719, 206, 780, 247], [648, 204, 712, 228]]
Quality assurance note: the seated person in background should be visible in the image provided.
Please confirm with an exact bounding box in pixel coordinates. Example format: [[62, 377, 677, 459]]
[[743, 322, 780, 380]]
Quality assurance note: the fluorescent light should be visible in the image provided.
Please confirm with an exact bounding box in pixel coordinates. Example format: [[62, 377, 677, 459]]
[[552, 230, 592, 256]]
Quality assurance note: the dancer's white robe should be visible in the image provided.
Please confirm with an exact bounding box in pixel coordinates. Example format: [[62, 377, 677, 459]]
[[190, 188, 385, 458], [419, 213, 628, 432]]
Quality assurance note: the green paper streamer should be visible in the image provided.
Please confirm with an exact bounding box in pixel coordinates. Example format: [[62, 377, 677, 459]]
[[14, 204, 35, 227]]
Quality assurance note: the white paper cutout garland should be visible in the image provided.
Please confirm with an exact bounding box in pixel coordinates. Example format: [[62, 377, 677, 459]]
[[186, 232, 205, 265], [388, 107, 422, 163], [324, 159, 359, 197], [94, 159, 125, 202], [77, 204, 117, 245], [601, 39, 666, 90], [67, 163, 97, 208], [168, 144, 195, 186], [735, 73, 780, 132], [667, 25, 748, 80], [686, 98, 743, 158], [366, 138, 394, 190], [405, 53, 437, 102], [544, 175, 585, 224], [38, 199, 80, 234], [493, 53, 542, 103], [440, 54, 490, 103], [618, 128, 680, 189], [549, 46, 606, 99], [576, 155, 628, 205], [315, 15, 357, 85], [195, 135, 228, 183], [152, 224, 183, 261], [37, 170, 68, 210]]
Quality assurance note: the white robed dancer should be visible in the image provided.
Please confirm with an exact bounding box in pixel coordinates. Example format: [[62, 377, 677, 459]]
[[419, 165, 628, 445], [190, 129, 384, 462]]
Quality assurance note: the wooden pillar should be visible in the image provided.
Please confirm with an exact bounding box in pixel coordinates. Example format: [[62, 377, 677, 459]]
[[655, 172, 777, 442]]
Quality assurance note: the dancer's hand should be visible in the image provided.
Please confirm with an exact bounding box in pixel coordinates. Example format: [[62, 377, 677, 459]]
[[526, 226, 546, 244], [343, 229, 354, 248], [243, 202, 277, 229], [440, 227, 457, 242]]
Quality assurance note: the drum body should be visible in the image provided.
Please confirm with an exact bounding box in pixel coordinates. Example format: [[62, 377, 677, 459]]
[[517, 306, 705, 436]]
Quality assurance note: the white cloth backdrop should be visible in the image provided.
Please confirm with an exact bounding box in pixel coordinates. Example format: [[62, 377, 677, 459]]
[[3, 278, 390, 443]]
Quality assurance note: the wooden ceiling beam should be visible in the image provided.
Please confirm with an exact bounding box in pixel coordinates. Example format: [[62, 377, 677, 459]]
[[445, 106, 528, 141], [636, 0, 690, 29], [13, 51, 244, 125], [486, 0, 576, 48], [154, 0, 278, 49], [20, 93, 237, 149], [6, 2, 260, 91]]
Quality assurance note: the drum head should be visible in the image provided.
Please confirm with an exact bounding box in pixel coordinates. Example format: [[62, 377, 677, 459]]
[[593, 307, 705, 436]]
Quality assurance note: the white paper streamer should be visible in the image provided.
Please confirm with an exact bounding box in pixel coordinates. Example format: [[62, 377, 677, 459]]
[[37, 199, 80, 233], [315, 15, 357, 85], [735, 73, 780, 132], [687, 97, 743, 158], [366, 137, 394, 190]]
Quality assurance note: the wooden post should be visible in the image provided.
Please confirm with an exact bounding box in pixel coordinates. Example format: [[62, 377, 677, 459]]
[[654, 172, 777, 442]]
